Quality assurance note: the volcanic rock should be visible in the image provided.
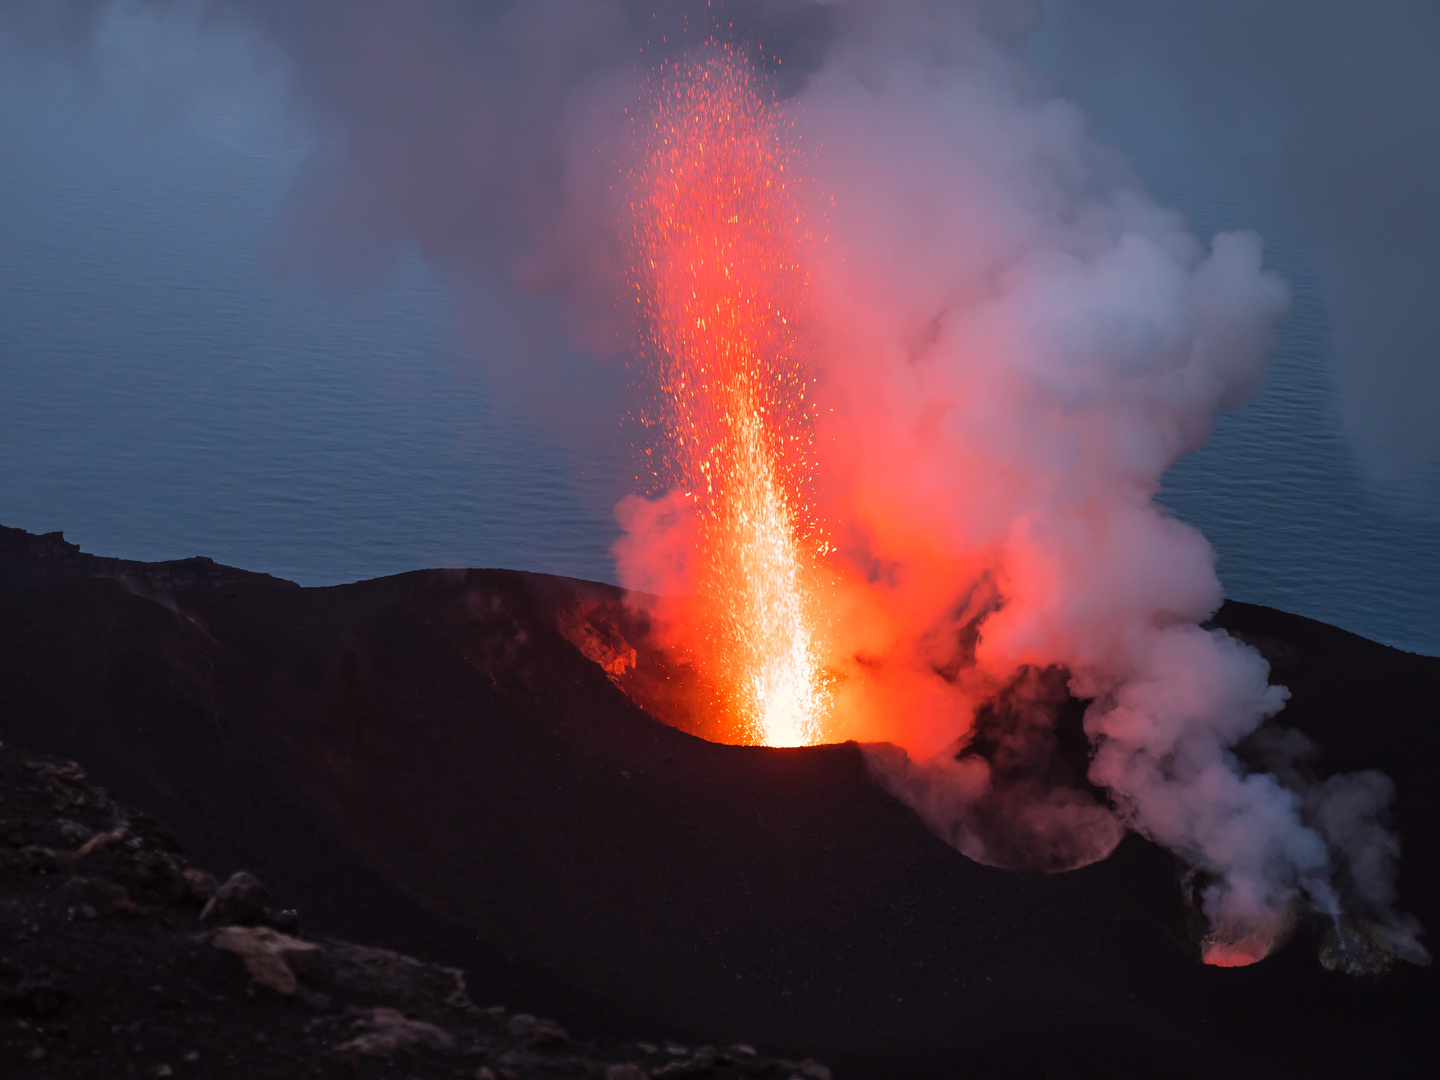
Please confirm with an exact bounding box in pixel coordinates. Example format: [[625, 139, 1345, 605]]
[[73, 831, 124, 859], [0, 739, 816, 1078], [0, 523, 1436, 1078], [333, 1005, 456, 1055], [199, 871, 287, 928], [207, 925, 322, 995], [507, 1012, 569, 1046]]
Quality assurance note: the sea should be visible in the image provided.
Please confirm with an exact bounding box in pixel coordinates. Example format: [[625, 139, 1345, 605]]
[[1, 18, 1436, 657]]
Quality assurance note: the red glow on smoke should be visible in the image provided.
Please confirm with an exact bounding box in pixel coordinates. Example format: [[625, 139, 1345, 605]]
[[604, 42, 1400, 978], [1202, 932, 1274, 968], [616, 50, 993, 758]]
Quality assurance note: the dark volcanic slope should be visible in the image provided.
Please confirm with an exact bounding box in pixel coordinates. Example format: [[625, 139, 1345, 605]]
[[0, 743, 823, 1080], [1, 524, 1436, 1079]]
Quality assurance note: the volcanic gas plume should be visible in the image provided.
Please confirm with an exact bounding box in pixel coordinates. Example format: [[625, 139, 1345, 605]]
[[612, 13, 1428, 974], [63, 0, 1422, 977]]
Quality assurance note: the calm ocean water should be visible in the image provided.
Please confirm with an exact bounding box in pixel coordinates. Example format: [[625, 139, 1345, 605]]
[[2, 26, 1436, 656], [0, 53, 630, 588]]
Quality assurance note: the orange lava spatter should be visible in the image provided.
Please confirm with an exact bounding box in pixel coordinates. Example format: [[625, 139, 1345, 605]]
[[630, 53, 831, 747]]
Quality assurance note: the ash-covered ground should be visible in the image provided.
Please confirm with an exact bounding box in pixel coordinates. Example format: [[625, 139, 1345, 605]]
[[0, 523, 1436, 1079], [0, 741, 828, 1080]]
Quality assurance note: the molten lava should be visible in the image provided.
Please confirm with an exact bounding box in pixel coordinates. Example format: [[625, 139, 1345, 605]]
[[629, 54, 831, 747], [1201, 931, 1275, 968]]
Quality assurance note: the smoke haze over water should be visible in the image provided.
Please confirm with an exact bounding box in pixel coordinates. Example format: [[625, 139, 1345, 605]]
[[1035, 0, 1440, 517], [1, 0, 1433, 966]]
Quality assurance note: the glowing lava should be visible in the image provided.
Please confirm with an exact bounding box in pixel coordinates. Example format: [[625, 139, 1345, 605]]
[[630, 53, 830, 747], [1201, 932, 1274, 968]]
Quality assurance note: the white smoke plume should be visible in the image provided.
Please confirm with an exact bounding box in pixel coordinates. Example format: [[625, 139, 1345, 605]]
[[8, 0, 1424, 968], [785, 0, 1425, 967], [1039, 0, 1440, 514]]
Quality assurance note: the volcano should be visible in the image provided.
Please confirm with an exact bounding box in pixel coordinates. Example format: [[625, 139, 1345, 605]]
[[0, 522, 1435, 1079]]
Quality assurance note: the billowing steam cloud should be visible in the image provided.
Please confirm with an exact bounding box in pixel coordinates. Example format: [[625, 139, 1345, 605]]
[[612, 0, 1426, 968], [790, 2, 1330, 959], [12, 0, 1424, 968], [1039, 0, 1440, 515]]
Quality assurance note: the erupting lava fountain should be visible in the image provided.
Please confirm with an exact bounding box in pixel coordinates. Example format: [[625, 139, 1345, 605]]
[[627, 55, 833, 748]]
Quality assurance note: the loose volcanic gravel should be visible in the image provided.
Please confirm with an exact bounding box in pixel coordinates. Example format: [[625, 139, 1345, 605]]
[[0, 741, 831, 1080]]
